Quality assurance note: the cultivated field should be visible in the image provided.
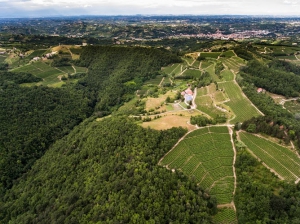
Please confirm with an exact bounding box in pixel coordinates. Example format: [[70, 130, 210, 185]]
[[200, 52, 221, 59], [239, 132, 300, 183], [195, 84, 228, 119], [213, 208, 237, 224], [12, 61, 65, 86], [218, 81, 261, 123], [159, 126, 235, 204]]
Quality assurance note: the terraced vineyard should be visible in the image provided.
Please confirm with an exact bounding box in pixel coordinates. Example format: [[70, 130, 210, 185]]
[[218, 81, 261, 123], [239, 132, 300, 183], [213, 208, 237, 224], [160, 126, 235, 205], [11, 61, 65, 86]]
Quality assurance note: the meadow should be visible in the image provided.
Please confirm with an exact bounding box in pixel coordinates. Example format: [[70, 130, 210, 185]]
[[160, 126, 235, 205], [239, 132, 300, 182]]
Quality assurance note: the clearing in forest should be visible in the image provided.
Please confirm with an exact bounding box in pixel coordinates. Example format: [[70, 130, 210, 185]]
[[159, 126, 235, 205]]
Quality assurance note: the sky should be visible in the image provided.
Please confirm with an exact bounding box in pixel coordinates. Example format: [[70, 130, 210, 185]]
[[0, 0, 300, 18]]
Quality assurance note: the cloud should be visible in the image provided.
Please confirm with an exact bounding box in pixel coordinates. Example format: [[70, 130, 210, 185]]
[[0, 0, 300, 17]]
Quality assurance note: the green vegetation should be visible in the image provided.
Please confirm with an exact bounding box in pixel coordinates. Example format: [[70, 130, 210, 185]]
[[0, 71, 92, 191], [218, 81, 261, 123], [160, 126, 234, 205], [213, 208, 237, 224], [199, 52, 221, 59], [239, 132, 300, 182], [235, 149, 300, 223], [0, 117, 215, 223], [241, 60, 300, 97]]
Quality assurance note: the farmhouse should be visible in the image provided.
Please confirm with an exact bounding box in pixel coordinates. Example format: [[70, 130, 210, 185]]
[[32, 57, 41, 61], [181, 87, 194, 103], [257, 88, 265, 93]]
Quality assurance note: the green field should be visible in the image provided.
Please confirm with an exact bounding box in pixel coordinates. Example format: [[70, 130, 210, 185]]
[[57, 66, 75, 74], [144, 75, 164, 85], [213, 208, 237, 224], [162, 63, 180, 75], [28, 49, 47, 58], [200, 52, 221, 59], [74, 66, 88, 73], [11, 61, 65, 86], [183, 57, 194, 65], [206, 64, 222, 82], [183, 69, 202, 78], [218, 81, 261, 123], [160, 126, 234, 204], [239, 132, 300, 182], [221, 50, 236, 57], [196, 85, 228, 118], [220, 69, 234, 81], [200, 61, 214, 69], [192, 60, 201, 68]]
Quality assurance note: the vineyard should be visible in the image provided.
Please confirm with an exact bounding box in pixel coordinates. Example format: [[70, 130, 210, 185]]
[[218, 81, 261, 123], [160, 126, 235, 205], [239, 132, 300, 182], [213, 208, 237, 224]]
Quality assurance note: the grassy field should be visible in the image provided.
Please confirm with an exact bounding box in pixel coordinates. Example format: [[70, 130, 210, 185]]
[[239, 132, 300, 182], [213, 208, 237, 224], [218, 81, 261, 123], [160, 126, 235, 204], [141, 110, 201, 131]]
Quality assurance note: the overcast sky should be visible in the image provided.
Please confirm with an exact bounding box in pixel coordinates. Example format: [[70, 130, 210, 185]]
[[0, 0, 300, 18]]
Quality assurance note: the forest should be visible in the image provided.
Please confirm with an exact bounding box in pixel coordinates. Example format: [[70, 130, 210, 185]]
[[0, 117, 215, 223]]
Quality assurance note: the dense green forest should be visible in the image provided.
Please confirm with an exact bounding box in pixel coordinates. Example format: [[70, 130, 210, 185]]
[[240, 60, 300, 97], [0, 71, 93, 192], [0, 117, 215, 223], [75, 46, 181, 114], [235, 149, 300, 223]]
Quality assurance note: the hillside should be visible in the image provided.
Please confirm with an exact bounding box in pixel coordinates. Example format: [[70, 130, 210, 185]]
[[0, 117, 215, 223], [2, 40, 300, 223]]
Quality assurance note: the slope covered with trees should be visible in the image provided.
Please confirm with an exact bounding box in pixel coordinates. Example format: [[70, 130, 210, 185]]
[[0, 72, 93, 192], [75, 46, 181, 114], [0, 117, 215, 223]]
